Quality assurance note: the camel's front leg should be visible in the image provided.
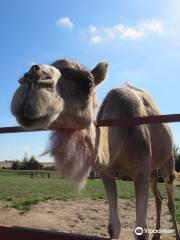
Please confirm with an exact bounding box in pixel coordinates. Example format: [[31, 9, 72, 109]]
[[101, 172, 121, 239], [134, 173, 150, 240]]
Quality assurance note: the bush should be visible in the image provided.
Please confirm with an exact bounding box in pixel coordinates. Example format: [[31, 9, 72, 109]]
[[43, 166, 55, 171], [176, 155, 180, 172], [12, 156, 43, 170], [174, 145, 180, 172], [12, 160, 21, 170]]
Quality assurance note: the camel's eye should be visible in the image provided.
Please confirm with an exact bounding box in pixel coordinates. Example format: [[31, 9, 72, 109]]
[[77, 76, 94, 96], [60, 68, 76, 80]]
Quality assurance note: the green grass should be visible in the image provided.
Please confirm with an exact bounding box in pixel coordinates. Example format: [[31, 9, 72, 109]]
[[0, 172, 179, 222], [176, 185, 180, 223]]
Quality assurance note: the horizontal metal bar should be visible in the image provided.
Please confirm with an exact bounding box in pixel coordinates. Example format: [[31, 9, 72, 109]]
[[0, 226, 109, 240], [95, 114, 180, 127], [0, 126, 55, 134], [0, 114, 180, 134], [0, 125, 69, 134]]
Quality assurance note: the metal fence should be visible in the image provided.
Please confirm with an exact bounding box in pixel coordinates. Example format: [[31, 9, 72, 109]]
[[0, 113, 180, 239]]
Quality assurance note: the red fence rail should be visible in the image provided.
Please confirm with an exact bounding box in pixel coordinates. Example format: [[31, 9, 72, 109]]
[[0, 226, 109, 240], [1, 113, 180, 239], [1, 114, 180, 134], [95, 113, 180, 127]]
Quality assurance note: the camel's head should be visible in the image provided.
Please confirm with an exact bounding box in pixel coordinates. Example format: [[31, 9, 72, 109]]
[[11, 60, 108, 130]]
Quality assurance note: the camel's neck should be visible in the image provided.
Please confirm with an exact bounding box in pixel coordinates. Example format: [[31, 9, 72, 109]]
[[49, 123, 98, 184]]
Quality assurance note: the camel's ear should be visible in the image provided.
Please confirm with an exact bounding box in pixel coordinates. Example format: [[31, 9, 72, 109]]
[[91, 62, 108, 86]]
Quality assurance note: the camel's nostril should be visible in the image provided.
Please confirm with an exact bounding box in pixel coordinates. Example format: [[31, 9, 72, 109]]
[[31, 64, 40, 73]]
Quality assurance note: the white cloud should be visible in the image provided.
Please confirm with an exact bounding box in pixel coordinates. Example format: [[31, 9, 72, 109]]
[[122, 28, 144, 39], [88, 25, 98, 34], [90, 35, 102, 43], [57, 17, 74, 29], [138, 20, 165, 33], [106, 24, 144, 39], [88, 19, 165, 44]]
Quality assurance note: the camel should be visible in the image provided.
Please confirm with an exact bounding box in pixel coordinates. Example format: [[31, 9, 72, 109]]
[[11, 59, 179, 240]]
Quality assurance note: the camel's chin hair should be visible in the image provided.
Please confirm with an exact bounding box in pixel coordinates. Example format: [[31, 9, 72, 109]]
[[48, 129, 95, 189], [56, 167, 91, 192]]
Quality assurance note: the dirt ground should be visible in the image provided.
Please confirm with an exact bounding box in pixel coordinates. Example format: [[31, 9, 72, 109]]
[[0, 198, 178, 239]]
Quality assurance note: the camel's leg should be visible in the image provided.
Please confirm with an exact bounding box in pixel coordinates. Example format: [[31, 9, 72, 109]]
[[164, 181, 180, 240], [134, 173, 149, 240], [160, 156, 180, 240], [101, 172, 120, 239], [150, 170, 163, 240]]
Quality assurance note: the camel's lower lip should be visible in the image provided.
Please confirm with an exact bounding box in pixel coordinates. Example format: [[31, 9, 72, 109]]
[[17, 115, 51, 129]]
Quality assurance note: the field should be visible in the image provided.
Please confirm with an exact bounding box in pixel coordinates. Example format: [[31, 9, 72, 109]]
[[0, 171, 179, 239], [0, 171, 179, 219]]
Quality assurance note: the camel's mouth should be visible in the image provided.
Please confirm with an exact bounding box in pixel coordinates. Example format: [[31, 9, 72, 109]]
[[17, 113, 59, 130]]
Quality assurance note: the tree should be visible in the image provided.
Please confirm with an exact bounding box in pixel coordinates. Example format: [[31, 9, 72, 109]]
[[28, 156, 43, 170], [11, 156, 43, 170], [12, 160, 20, 170], [173, 144, 180, 172]]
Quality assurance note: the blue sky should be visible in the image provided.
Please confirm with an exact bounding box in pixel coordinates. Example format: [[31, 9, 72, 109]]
[[0, 0, 180, 162]]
